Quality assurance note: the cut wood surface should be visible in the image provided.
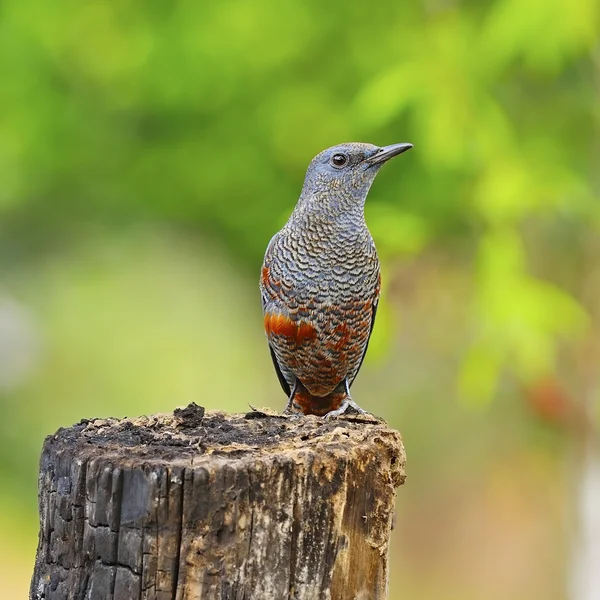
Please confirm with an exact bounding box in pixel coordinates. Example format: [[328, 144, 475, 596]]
[[31, 404, 406, 600]]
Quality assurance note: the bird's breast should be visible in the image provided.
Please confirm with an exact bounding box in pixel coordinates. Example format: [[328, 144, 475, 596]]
[[264, 226, 379, 306]]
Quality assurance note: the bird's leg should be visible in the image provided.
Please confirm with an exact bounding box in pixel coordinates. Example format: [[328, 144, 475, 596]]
[[282, 380, 300, 415], [324, 379, 368, 419]]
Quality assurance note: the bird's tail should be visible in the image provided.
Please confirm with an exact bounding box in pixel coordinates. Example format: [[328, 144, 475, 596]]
[[291, 380, 348, 416]]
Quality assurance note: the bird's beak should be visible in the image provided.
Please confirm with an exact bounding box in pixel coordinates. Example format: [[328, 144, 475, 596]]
[[365, 142, 413, 166]]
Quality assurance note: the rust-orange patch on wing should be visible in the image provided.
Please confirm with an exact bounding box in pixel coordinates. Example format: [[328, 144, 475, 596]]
[[261, 265, 270, 288], [264, 313, 316, 345]]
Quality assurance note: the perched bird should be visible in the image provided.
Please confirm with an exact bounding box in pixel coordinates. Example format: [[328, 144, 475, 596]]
[[260, 142, 412, 417]]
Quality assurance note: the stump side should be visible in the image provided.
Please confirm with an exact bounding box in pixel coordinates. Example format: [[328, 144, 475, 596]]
[[31, 406, 406, 600]]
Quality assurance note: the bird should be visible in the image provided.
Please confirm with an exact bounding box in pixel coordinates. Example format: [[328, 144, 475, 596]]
[[260, 142, 413, 417]]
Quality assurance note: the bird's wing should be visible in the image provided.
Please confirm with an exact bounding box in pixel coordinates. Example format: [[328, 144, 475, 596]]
[[259, 231, 278, 311], [269, 345, 291, 396], [260, 232, 293, 397], [348, 279, 380, 388]]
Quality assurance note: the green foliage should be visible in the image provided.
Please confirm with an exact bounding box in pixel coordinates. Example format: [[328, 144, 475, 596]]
[[0, 0, 597, 384], [1, 0, 597, 401], [460, 229, 589, 402], [1, 0, 598, 595]]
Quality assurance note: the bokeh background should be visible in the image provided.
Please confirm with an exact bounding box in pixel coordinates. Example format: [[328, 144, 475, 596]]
[[1, 0, 599, 598]]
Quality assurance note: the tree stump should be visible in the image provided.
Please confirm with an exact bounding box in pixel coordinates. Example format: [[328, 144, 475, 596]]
[[31, 404, 406, 600]]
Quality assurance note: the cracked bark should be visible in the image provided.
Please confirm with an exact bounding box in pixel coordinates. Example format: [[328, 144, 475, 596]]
[[31, 405, 406, 600]]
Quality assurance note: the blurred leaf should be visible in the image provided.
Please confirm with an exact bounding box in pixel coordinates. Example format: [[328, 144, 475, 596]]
[[460, 229, 590, 403], [366, 204, 430, 258], [458, 343, 503, 405], [482, 0, 599, 73], [363, 295, 395, 365]]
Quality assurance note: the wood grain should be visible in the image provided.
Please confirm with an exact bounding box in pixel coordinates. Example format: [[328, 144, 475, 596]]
[[31, 404, 405, 600]]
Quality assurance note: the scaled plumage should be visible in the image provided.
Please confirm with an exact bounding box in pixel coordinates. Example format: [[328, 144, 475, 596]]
[[260, 142, 412, 416]]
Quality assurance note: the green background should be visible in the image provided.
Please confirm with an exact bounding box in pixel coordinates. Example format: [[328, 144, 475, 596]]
[[1, 0, 598, 597]]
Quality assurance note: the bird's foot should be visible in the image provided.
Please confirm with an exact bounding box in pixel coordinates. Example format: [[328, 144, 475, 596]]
[[282, 382, 304, 418], [324, 397, 368, 419], [282, 405, 304, 419]]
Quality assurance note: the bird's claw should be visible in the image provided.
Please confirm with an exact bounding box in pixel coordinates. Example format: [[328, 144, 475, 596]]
[[324, 397, 368, 419]]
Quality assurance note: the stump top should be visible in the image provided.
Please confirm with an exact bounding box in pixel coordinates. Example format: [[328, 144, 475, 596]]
[[46, 403, 405, 485]]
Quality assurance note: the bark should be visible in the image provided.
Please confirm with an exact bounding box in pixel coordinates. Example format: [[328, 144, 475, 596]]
[[30, 404, 406, 600]]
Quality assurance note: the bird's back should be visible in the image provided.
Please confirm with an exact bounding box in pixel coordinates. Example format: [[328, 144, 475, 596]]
[[260, 140, 412, 415], [261, 212, 380, 399]]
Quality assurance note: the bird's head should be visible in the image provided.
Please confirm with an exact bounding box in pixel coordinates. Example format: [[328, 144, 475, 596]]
[[298, 142, 413, 217]]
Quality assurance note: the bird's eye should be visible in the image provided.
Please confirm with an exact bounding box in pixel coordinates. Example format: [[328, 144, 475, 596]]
[[331, 153, 348, 168]]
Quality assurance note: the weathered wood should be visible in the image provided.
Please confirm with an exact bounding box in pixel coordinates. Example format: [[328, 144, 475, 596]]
[[31, 404, 406, 600]]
